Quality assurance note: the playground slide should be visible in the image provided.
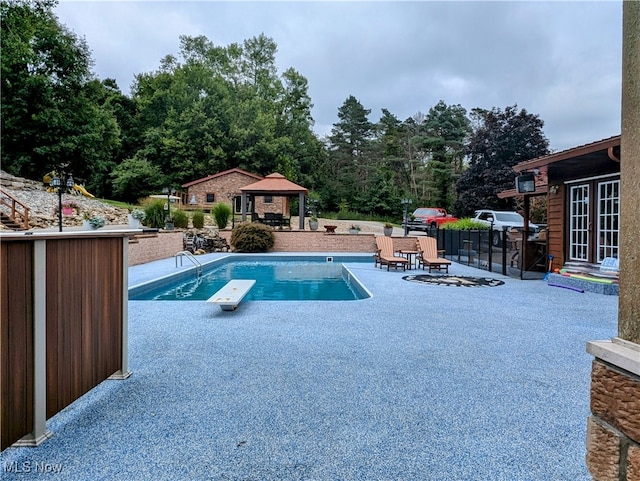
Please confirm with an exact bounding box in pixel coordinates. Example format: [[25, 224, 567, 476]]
[[73, 184, 95, 198]]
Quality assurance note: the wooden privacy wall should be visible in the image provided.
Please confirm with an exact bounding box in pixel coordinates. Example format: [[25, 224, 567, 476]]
[[45, 238, 123, 418], [1, 232, 130, 451], [1, 242, 34, 450]]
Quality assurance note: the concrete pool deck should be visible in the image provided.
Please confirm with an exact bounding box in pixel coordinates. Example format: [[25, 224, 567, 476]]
[[1, 253, 619, 480]]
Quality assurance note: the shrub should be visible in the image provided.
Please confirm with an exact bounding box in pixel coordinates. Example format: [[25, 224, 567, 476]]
[[191, 210, 205, 229], [88, 216, 105, 229], [172, 209, 189, 229], [230, 222, 275, 252], [142, 200, 167, 228], [212, 202, 232, 229], [130, 208, 146, 221], [441, 218, 490, 230]]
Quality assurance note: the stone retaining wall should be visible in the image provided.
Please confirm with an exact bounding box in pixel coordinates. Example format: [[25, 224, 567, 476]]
[[586, 358, 640, 481]]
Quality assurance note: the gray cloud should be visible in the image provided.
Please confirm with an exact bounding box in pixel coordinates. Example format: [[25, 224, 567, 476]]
[[56, 1, 622, 151]]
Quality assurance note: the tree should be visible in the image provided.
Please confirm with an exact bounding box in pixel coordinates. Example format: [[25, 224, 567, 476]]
[[1, 0, 120, 185], [454, 105, 549, 216], [325, 95, 374, 209], [111, 157, 165, 203], [128, 34, 321, 191], [419, 101, 470, 213]]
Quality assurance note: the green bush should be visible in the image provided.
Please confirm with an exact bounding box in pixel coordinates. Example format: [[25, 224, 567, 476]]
[[230, 222, 275, 252], [191, 210, 205, 229], [441, 218, 490, 230], [212, 202, 232, 229], [142, 200, 167, 228], [172, 209, 189, 229]]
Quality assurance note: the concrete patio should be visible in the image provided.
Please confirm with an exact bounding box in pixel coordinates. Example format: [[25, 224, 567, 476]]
[[1, 254, 618, 480]]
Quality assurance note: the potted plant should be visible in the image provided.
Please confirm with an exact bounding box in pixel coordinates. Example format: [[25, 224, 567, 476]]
[[349, 224, 361, 235], [89, 216, 105, 229], [383, 222, 394, 236], [309, 215, 319, 231], [61, 200, 79, 215], [128, 208, 145, 228], [82, 212, 105, 230]]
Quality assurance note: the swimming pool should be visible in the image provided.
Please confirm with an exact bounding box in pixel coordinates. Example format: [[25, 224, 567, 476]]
[[129, 255, 372, 301]]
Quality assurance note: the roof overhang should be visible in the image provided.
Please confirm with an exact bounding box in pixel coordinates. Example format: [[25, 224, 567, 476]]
[[513, 135, 621, 173]]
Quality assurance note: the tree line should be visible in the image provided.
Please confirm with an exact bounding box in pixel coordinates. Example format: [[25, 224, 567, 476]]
[[1, 0, 550, 219]]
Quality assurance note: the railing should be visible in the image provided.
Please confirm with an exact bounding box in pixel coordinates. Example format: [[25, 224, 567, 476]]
[[0, 188, 30, 229], [416, 226, 546, 279], [174, 250, 203, 278]]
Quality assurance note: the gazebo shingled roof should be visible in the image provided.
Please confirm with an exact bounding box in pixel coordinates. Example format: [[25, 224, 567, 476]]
[[240, 173, 308, 195], [239, 173, 308, 229]]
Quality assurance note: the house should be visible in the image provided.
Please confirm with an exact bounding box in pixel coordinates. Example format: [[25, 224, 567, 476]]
[[182, 169, 307, 228], [501, 135, 621, 272], [181, 168, 269, 215]]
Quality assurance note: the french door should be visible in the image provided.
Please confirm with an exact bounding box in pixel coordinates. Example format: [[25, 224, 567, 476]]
[[568, 177, 619, 263]]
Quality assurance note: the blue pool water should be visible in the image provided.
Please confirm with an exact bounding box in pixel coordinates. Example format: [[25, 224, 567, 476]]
[[129, 256, 371, 301]]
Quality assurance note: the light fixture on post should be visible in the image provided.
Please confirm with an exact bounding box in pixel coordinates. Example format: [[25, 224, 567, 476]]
[[515, 172, 536, 194], [50, 173, 75, 232], [162, 187, 176, 230], [401, 198, 412, 237]]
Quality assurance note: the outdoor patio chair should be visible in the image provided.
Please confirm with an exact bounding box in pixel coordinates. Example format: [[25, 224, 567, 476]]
[[374, 236, 408, 271], [416, 236, 451, 273]]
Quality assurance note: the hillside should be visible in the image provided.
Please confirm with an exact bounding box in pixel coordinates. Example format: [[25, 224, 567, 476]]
[[0, 171, 129, 230]]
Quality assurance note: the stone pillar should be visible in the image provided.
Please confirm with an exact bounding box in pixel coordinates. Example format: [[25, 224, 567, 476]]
[[586, 3, 640, 480], [619, 0, 640, 344]]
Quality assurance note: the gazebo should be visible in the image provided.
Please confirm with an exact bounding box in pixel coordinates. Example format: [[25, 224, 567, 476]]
[[240, 173, 308, 230]]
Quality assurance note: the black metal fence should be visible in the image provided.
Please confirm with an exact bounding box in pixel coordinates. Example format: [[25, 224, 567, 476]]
[[417, 227, 543, 279]]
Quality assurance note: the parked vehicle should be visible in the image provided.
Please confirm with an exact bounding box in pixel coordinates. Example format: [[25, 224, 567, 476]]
[[404, 207, 458, 232], [473, 209, 539, 246]]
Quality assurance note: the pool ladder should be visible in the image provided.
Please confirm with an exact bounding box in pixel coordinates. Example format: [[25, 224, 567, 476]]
[[174, 250, 203, 278]]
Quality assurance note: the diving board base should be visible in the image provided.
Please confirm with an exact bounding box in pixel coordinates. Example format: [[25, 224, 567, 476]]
[[206, 280, 256, 311]]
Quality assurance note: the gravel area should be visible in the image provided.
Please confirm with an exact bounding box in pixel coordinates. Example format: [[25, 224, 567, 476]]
[[1, 255, 618, 480]]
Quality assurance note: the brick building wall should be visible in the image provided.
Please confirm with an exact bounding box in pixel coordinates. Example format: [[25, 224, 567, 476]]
[[185, 170, 286, 216]]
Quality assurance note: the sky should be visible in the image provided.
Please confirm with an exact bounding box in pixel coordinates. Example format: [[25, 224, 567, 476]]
[[55, 1, 623, 152]]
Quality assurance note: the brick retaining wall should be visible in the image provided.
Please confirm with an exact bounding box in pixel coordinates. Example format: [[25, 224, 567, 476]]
[[217, 230, 421, 253], [128, 230, 423, 265], [128, 231, 183, 266]]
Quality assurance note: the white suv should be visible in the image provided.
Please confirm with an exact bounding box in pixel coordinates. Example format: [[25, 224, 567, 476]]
[[473, 210, 539, 246]]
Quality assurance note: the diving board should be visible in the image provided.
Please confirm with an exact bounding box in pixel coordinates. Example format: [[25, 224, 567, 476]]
[[206, 280, 256, 311]]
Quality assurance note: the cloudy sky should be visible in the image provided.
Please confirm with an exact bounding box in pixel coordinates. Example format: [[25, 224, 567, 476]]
[[55, 1, 623, 152]]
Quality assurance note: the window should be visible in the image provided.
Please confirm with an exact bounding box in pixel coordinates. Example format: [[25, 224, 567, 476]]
[[206, 193, 215, 203], [264, 195, 273, 204]]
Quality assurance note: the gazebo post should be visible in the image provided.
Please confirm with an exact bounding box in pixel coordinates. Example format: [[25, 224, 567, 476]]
[[299, 193, 305, 230], [241, 192, 248, 221]]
